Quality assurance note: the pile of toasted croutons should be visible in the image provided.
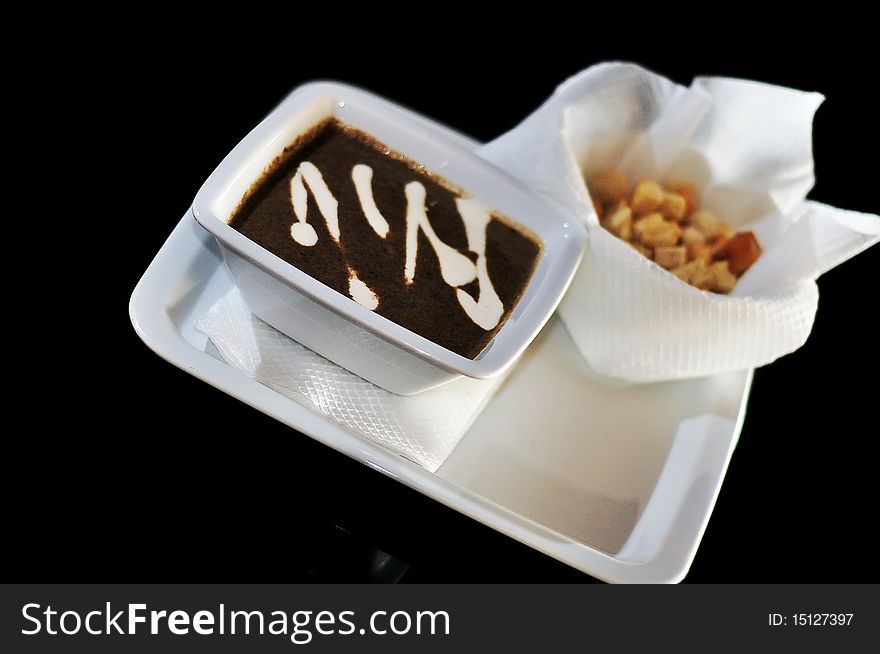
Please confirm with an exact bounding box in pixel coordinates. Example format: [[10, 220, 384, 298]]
[[589, 170, 761, 294]]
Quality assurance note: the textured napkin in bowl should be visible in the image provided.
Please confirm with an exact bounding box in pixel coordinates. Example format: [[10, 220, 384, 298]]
[[195, 288, 505, 471], [479, 62, 879, 382]]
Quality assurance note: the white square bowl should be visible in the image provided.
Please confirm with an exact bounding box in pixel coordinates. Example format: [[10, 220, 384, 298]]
[[192, 81, 586, 394]]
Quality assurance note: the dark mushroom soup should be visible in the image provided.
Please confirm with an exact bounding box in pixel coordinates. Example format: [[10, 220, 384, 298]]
[[229, 119, 542, 359]]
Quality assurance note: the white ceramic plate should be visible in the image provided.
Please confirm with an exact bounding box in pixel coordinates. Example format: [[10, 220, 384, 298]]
[[130, 210, 752, 583]]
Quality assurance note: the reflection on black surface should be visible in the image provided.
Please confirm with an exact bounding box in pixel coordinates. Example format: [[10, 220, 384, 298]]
[[82, 356, 593, 582], [293, 524, 410, 583]]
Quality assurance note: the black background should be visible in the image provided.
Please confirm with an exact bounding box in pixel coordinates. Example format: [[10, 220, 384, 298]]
[[18, 5, 877, 582]]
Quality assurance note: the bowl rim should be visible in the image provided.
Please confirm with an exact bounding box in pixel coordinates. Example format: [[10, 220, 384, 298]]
[[192, 80, 586, 379]]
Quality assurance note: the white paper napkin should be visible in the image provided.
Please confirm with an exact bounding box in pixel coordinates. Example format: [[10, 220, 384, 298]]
[[480, 62, 879, 382], [195, 288, 505, 471]]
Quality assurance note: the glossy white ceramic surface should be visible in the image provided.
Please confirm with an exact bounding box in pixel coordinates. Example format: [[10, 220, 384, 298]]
[[130, 211, 752, 583]]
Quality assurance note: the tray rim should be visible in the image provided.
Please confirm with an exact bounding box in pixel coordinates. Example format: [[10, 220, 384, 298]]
[[130, 210, 753, 583]]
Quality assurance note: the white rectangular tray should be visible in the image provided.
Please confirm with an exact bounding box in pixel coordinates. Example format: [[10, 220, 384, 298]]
[[130, 212, 751, 583]]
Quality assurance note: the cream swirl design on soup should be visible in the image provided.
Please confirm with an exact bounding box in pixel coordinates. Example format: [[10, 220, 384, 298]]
[[351, 164, 390, 238], [228, 120, 541, 360], [288, 160, 505, 330]]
